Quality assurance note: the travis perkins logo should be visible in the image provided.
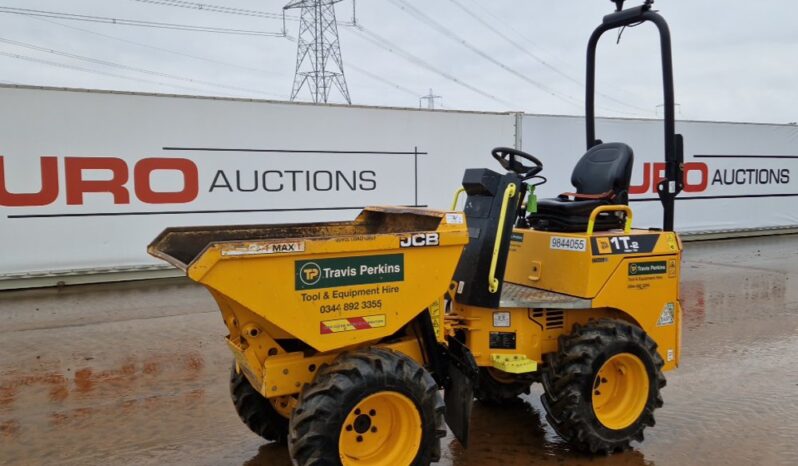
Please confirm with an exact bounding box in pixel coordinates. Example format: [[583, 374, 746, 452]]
[[629, 261, 667, 276], [295, 254, 404, 290], [299, 262, 322, 286]]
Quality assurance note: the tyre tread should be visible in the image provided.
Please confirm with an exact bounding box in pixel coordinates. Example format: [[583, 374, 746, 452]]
[[229, 363, 289, 443], [539, 319, 666, 454], [288, 347, 444, 466]]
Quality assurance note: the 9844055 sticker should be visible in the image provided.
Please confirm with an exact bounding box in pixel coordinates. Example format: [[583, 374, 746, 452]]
[[550, 236, 587, 252]]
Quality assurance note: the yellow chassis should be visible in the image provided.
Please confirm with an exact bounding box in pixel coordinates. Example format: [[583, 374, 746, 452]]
[[149, 203, 681, 403], [453, 223, 682, 375]]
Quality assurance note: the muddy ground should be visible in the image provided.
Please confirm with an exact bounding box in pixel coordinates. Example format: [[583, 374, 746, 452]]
[[1, 235, 797, 466]]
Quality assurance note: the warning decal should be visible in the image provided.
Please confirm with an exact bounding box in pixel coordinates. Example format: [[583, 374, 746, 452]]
[[222, 241, 305, 256], [320, 315, 386, 334], [657, 303, 675, 326]]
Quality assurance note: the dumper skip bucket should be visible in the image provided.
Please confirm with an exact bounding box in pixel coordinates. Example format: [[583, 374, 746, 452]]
[[148, 207, 469, 352]]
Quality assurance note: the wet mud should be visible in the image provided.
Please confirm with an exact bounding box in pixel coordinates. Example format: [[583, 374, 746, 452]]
[[1, 235, 797, 465]]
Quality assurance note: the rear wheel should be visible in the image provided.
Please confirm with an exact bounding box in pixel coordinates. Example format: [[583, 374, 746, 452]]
[[229, 361, 289, 443], [288, 347, 445, 466], [475, 367, 536, 404], [540, 319, 666, 454]]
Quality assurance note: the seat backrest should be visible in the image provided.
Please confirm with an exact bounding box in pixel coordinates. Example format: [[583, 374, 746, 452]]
[[571, 142, 634, 201]]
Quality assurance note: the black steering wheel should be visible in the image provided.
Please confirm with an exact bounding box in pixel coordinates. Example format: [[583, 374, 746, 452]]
[[491, 147, 543, 180]]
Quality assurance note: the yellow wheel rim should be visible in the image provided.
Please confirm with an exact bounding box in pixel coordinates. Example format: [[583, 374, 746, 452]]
[[592, 353, 649, 430], [338, 391, 422, 466]]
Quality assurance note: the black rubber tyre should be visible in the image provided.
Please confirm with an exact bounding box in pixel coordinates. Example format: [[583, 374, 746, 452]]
[[475, 367, 536, 404], [229, 362, 289, 444], [540, 319, 666, 454], [288, 347, 445, 466]]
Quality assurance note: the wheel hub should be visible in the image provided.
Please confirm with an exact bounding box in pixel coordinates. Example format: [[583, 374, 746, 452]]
[[353, 414, 372, 434], [339, 391, 421, 466], [592, 352, 649, 430]]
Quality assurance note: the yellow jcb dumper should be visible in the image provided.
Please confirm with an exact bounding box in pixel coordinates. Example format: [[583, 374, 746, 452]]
[[149, 1, 684, 464]]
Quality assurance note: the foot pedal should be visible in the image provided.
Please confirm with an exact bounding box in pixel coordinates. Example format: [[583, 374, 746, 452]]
[[491, 353, 538, 374]]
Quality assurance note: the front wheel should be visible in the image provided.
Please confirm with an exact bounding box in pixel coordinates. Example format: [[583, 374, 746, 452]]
[[288, 347, 445, 466], [540, 319, 666, 454]]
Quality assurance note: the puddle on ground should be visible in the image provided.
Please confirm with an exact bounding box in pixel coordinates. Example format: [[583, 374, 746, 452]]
[[1, 236, 797, 465]]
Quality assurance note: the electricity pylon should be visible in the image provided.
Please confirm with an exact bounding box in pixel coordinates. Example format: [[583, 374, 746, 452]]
[[284, 0, 351, 104]]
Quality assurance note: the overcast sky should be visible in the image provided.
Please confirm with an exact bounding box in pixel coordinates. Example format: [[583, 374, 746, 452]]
[[0, 0, 796, 124]]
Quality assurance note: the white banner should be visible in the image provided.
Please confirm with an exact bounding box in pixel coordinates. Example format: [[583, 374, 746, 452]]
[[0, 86, 514, 277], [2, 86, 797, 280], [522, 115, 798, 231]]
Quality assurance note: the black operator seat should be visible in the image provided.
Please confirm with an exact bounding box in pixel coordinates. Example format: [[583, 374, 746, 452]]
[[528, 142, 634, 232]]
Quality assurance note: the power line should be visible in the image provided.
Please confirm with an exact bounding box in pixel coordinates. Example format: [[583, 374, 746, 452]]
[[349, 26, 514, 108], [0, 6, 286, 36], [29, 16, 280, 77], [129, 0, 297, 21], [447, 0, 652, 114], [39, 14, 414, 104], [352, 26, 512, 107], [387, 0, 583, 110], [0, 37, 284, 98], [449, 0, 577, 83], [390, 0, 648, 117], [460, 0, 646, 107], [128, 0, 356, 27], [461, 0, 571, 70], [347, 63, 419, 99], [0, 50, 228, 96], [25, 13, 417, 105]]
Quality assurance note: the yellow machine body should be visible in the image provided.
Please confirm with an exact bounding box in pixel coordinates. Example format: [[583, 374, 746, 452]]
[[149, 207, 466, 399], [452, 223, 682, 375], [150, 204, 681, 402], [146, 3, 684, 458]]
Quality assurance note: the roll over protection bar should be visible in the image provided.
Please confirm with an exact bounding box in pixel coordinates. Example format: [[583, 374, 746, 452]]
[[586, 0, 683, 231]]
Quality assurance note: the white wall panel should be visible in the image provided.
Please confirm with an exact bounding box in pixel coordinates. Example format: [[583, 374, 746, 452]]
[[522, 114, 798, 231], [0, 86, 514, 277], [2, 85, 796, 281]]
